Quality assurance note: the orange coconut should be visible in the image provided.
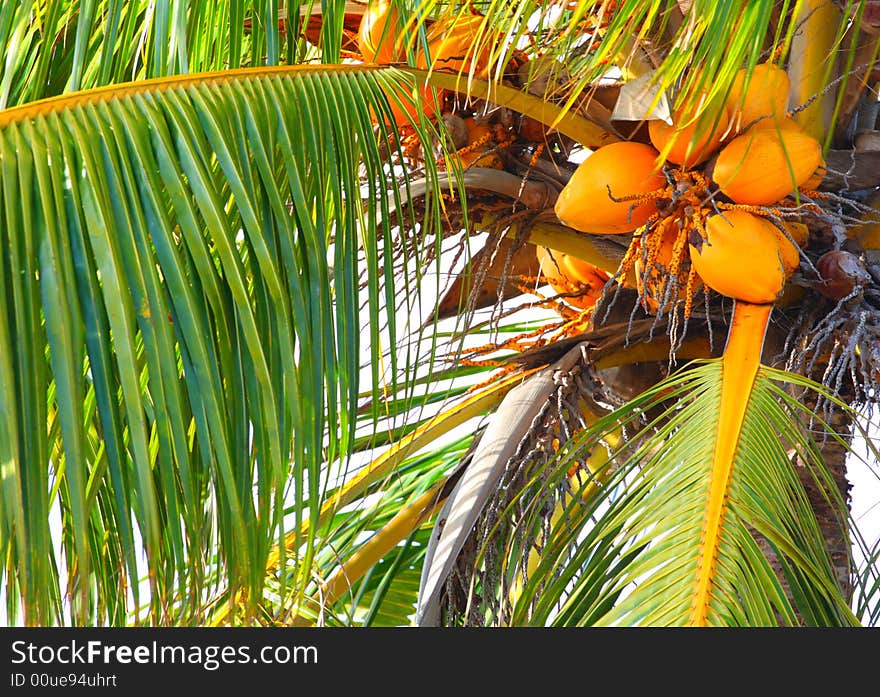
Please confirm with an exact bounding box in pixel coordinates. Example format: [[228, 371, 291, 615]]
[[536, 245, 609, 309], [417, 14, 494, 76], [712, 125, 822, 205], [358, 2, 406, 64], [800, 157, 827, 191], [689, 210, 797, 303], [557, 252, 611, 288], [726, 62, 791, 132], [774, 225, 801, 278], [374, 78, 437, 128], [648, 100, 731, 169], [555, 141, 666, 234]]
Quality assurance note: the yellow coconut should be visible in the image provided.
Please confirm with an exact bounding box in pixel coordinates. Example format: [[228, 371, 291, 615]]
[[800, 157, 827, 191], [712, 125, 822, 205], [555, 141, 666, 234], [689, 210, 797, 303], [771, 223, 801, 278], [557, 253, 611, 289], [358, 2, 406, 64], [536, 246, 609, 309], [417, 14, 494, 76], [648, 100, 731, 169], [727, 62, 791, 132], [781, 221, 809, 247]]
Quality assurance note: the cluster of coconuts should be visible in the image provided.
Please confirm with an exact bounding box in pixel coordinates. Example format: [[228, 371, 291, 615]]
[[550, 62, 825, 309], [359, 9, 841, 310], [359, 3, 560, 168], [358, 4, 496, 126]]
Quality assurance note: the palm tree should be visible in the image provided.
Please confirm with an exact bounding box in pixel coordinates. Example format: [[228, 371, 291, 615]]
[[1, 0, 879, 627]]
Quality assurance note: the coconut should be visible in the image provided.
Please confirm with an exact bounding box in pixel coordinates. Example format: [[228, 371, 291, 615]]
[[417, 14, 494, 76], [712, 125, 822, 205], [636, 220, 701, 313], [358, 2, 406, 64], [536, 245, 609, 309], [555, 141, 666, 234], [689, 210, 797, 303], [800, 157, 827, 191], [781, 221, 810, 248], [726, 62, 791, 132], [648, 98, 731, 169], [374, 78, 438, 128], [815, 250, 872, 300]]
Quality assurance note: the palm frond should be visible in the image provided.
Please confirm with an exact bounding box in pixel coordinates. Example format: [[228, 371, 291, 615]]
[[1, 1, 312, 107], [0, 64, 444, 625], [514, 359, 859, 626], [273, 433, 473, 626]]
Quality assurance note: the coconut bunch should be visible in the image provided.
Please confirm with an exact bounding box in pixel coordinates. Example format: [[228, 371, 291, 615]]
[[358, 2, 496, 74], [357, 4, 504, 126], [359, 3, 598, 204], [548, 62, 827, 317]]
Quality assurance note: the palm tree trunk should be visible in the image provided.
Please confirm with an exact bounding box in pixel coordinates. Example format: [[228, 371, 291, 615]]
[[798, 403, 854, 601]]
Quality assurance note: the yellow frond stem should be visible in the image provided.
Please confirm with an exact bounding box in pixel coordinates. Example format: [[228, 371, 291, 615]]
[[594, 336, 715, 369], [0, 64, 387, 127], [319, 479, 449, 613], [787, 0, 843, 141], [405, 68, 619, 149], [523, 222, 631, 281], [690, 301, 772, 626]]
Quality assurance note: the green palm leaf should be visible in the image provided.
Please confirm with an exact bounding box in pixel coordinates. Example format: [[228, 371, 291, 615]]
[[0, 64, 446, 625], [2, 1, 320, 107], [512, 359, 859, 626]]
